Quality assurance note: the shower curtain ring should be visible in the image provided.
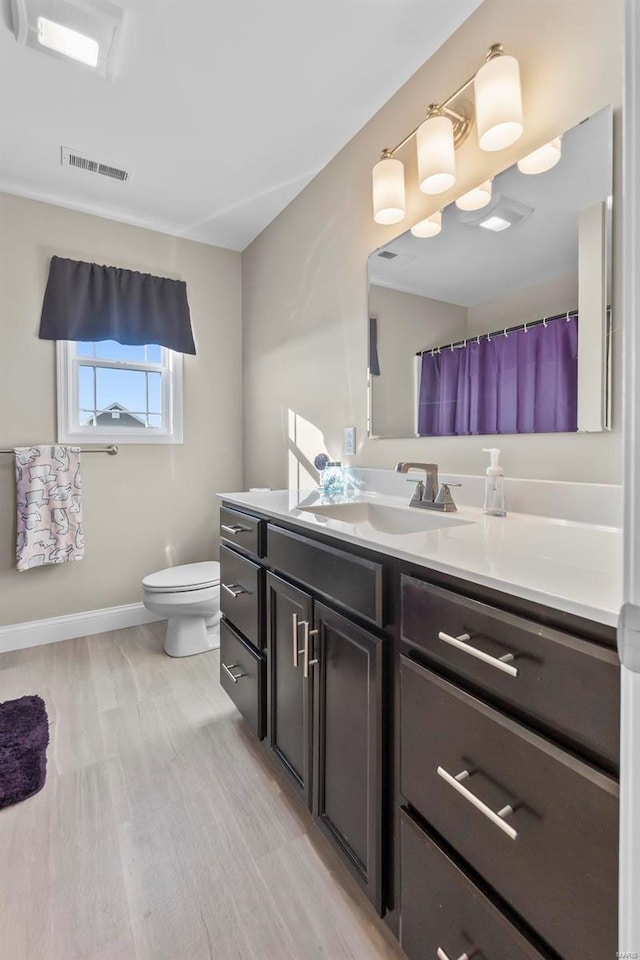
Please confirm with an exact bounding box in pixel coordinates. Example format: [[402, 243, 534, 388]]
[[503, 328, 508, 338], [542, 316, 548, 328], [523, 322, 528, 333]]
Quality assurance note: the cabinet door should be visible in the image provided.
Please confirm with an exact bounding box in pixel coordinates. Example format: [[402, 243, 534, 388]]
[[311, 602, 384, 913], [266, 573, 313, 806]]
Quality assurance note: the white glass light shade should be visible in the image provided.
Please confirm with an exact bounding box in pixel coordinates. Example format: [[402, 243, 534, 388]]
[[417, 115, 456, 195], [372, 157, 406, 224], [475, 54, 523, 152], [455, 179, 493, 211], [517, 137, 562, 174], [410, 211, 442, 238]]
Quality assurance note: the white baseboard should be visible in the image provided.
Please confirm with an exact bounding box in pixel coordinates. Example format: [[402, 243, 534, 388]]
[[0, 603, 165, 654]]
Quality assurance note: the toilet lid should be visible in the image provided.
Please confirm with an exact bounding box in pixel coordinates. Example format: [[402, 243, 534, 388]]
[[142, 561, 220, 592]]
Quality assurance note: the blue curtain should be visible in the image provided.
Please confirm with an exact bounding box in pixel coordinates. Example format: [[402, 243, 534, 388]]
[[417, 316, 578, 436], [39, 256, 196, 355]]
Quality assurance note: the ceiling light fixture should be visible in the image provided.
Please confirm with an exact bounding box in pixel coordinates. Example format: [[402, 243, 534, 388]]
[[37, 17, 99, 67], [517, 137, 562, 174], [372, 43, 523, 225], [11, 0, 125, 79], [455, 179, 493, 211], [479, 214, 512, 232], [410, 211, 442, 238]]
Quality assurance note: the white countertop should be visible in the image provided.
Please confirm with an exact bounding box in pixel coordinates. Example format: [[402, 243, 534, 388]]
[[218, 488, 622, 628]]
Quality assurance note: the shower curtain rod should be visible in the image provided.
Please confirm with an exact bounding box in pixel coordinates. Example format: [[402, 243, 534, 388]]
[[416, 309, 579, 357], [0, 445, 119, 455]]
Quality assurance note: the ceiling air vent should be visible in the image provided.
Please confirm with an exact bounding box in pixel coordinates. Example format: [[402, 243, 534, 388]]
[[61, 147, 130, 182], [377, 250, 398, 260]]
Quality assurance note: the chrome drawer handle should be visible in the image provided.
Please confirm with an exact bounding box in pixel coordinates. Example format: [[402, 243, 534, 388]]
[[438, 631, 518, 677], [222, 662, 246, 683], [300, 620, 319, 679], [291, 613, 305, 668], [222, 582, 247, 598], [437, 949, 469, 960], [437, 766, 518, 840], [221, 523, 249, 536]]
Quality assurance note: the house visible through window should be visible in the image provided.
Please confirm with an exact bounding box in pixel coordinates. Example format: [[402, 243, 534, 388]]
[[56, 340, 183, 444]]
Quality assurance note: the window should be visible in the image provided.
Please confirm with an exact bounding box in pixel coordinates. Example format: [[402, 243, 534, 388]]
[[56, 340, 183, 444]]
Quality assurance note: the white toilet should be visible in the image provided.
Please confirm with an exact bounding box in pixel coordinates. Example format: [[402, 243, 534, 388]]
[[142, 561, 221, 657]]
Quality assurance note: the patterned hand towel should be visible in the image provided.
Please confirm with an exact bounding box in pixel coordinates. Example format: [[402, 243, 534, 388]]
[[14, 446, 84, 572]]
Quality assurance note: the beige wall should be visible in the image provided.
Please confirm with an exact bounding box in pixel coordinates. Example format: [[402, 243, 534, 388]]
[[0, 193, 242, 626], [242, 0, 623, 487], [369, 285, 467, 437], [467, 271, 578, 335]]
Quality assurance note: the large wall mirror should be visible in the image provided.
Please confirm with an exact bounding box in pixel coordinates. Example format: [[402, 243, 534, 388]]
[[367, 106, 613, 439]]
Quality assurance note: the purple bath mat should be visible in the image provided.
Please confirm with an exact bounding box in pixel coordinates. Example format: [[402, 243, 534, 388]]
[[0, 695, 49, 810]]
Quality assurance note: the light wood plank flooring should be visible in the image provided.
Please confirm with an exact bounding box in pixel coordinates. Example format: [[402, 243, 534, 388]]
[[0, 623, 404, 960]]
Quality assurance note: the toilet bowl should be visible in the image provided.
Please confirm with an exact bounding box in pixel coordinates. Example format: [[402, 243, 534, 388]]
[[142, 561, 221, 658]]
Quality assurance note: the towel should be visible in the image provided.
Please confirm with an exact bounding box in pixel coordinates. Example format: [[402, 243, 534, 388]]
[[14, 446, 84, 572]]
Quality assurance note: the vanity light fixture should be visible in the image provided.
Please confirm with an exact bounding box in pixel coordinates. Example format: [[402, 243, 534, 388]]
[[417, 112, 456, 195], [455, 178, 493, 211], [372, 43, 523, 224], [517, 136, 562, 174], [410, 211, 442, 238], [372, 155, 406, 225]]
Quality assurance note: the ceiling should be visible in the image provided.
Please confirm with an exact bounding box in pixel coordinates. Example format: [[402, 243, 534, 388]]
[[368, 107, 613, 306], [0, 0, 481, 251]]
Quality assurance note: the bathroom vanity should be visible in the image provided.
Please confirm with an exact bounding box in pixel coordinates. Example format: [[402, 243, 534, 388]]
[[217, 487, 620, 960]]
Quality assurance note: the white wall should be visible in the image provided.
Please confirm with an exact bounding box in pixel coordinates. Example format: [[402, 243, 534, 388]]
[[369, 284, 467, 437], [242, 0, 623, 487], [0, 193, 242, 626]]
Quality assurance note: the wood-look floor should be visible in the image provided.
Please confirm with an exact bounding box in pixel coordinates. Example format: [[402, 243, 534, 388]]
[[0, 623, 404, 960]]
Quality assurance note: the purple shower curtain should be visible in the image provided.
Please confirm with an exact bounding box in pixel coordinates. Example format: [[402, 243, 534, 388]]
[[417, 316, 578, 436]]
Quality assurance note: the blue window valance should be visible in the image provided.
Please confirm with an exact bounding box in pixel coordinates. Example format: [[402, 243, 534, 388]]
[[39, 256, 196, 355]]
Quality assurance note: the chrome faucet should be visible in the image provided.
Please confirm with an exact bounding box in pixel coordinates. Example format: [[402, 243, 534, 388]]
[[395, 462, 459, 512]]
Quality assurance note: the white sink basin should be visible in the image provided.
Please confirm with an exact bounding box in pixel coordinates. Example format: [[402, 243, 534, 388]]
[[297, 501, 473, 535]]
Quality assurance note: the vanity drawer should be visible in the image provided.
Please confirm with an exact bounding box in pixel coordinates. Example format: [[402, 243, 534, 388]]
[[400, 657, 618, 960], [220, 506, 264, 558], [267, 525, 383, 626], [400, 810, 547, 960], [401, 575, 619, 768], [220, 545, 264, 649], [220, 620, 265, 739]]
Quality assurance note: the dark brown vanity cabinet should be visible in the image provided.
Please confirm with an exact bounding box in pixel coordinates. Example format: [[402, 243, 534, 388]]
[[266, 568, 384, 911], [398, 570, 620, 960], [219, 511, 266, 741], [266, 573, 313, 805], [219, 503, 620, 959], [312, 601, 383, 912]]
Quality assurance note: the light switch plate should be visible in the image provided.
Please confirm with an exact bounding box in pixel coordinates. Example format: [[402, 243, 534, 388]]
[[343, 426, 356, 456]]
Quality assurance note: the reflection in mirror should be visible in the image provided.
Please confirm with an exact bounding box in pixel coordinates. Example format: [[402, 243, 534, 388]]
[[367, 107, 612, 439]]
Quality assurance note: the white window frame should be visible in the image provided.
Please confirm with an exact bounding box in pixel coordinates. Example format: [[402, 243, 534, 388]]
[[56, 341, 183, 444]]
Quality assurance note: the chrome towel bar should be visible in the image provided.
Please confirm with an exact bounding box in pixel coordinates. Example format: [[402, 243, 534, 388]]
[[0, 445, 119, 455]]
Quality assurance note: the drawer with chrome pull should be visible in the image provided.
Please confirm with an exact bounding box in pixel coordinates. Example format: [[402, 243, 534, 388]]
[[400, 810, 548, 960], [220, 619, 265, 739], [220, 544, 264, 649], [400, 656, 618, 960], [220, 505, 264, 558], [401, 575, 619, 769]]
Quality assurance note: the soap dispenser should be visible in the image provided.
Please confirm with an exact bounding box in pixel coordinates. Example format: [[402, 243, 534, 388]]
[[483, 448, 506, 517]]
